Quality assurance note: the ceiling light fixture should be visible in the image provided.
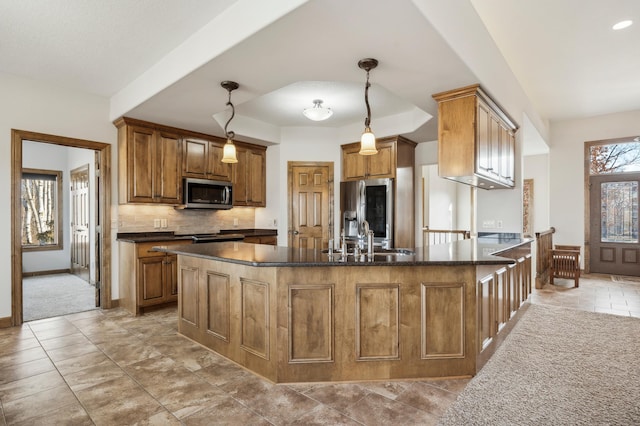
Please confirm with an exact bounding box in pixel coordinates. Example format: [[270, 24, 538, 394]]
[[358, 58, 379, 155], [220, 80, 239, 163], [303, 99, 333, 121], [613, 20, 633, 30]]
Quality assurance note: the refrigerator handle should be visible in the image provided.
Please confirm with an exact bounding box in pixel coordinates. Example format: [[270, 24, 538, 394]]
[[358, 180, 366, 236]]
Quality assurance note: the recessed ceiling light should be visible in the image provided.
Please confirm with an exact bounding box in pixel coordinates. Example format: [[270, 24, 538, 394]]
[[613, 20, 633, 30]]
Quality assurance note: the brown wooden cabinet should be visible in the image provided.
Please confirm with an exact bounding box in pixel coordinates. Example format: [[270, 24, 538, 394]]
[[114, 117, 268, 206], [243, 235, 277, 245], [232, 144, 266, 207], [342, 138, 396, 181], [119, 239, 192, 315], [116, 119, 182, 204], [432, 84, 518, 189], [182, 137, 232, 182]]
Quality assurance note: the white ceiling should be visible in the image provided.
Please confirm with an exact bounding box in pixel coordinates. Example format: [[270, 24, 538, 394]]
[[2, 0, 639, 147]]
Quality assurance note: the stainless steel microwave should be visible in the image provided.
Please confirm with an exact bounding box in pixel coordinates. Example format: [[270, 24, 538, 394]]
[[182, 178, 233, 209]]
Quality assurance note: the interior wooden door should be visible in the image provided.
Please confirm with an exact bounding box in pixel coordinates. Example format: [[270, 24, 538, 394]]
[[288, 162, 333, 249], [70, 164, 90, 283]]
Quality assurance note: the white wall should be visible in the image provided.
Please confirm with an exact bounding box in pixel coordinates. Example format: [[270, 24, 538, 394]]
[[0, 72, 116, 319], [476, 131, 523, 234], [549, 109, 640, 247]]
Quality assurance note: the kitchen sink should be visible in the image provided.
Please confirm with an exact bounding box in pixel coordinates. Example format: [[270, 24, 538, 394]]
[[321, 248, 415, 256]]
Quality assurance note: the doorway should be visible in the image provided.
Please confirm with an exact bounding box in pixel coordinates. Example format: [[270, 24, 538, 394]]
[[11, 130, 112, 326], [585, 137, 640, 276], [287, 162, 333, 249], [70, 164, 91, 283]]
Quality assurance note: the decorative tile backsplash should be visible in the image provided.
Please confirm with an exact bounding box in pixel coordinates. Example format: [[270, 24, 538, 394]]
[[117, 204, 255, 234]]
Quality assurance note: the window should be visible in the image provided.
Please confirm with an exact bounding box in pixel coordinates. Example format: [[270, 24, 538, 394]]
[[600, 181, 639, 243], [589, 141, 640, 175], [21, 169, 63, 251]]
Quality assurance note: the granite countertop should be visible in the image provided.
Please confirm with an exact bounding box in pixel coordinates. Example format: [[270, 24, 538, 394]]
[[117, 229, 277, 243], [153, 238, 532, 267]]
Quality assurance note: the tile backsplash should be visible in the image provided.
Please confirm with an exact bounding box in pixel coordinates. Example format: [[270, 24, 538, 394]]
[[117, 204, 255, 234]]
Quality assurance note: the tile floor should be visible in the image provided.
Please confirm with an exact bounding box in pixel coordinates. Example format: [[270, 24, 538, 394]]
[[1, 273, 638, 425]]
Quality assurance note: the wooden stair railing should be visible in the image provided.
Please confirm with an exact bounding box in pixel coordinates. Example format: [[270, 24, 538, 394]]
[[535, 227, 555, 289], [422, 227, 471, 246]]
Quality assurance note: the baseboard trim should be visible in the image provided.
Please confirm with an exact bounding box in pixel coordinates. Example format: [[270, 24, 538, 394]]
[[23, 269, 71, 278], [109, 299, 119, 309], [0, 316, 12, 328]]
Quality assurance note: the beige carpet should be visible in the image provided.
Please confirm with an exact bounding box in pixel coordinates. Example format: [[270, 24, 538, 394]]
[[439, 304, 640, 425], [23, 273, 96, 321]]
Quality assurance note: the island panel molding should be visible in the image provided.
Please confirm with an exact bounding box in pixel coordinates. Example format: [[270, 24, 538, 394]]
[[421, 282, 465, 359], [240, 278, 270, 360], [288, 284, 334, 363], [355, 283, 401, 361], [205, 270, 231, 342], [164, 239, 532, 383]]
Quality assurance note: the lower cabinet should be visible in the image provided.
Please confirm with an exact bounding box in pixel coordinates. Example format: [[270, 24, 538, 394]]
[[476, 244, 532, 357], [119, 240, 191, 315], [243, 235, 277, 245]]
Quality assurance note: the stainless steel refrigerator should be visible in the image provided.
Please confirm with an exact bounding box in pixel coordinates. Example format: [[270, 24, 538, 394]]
[[340, 178, 393, 248]]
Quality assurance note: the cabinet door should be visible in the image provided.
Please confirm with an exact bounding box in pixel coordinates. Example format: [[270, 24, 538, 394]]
[[207, 142, 232, 182], [367, 140, 396, 178], [182, 138, 209, 178], [343, 145, 367, 181], [128, 126, 155, 202], [165, 254, 179, 298], [248, 149, 266, 206], [232, 146, 248, 205], [499, 126, 515, 186], [138, 257, 166, 306], [156, 132, 182, 203], [476, 101, 493, 178]]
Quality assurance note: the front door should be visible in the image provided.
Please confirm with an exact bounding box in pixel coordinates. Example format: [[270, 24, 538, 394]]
[[589, 172, 640, 276], [70, 165, 90, 282], [288, 162, 333, 249]]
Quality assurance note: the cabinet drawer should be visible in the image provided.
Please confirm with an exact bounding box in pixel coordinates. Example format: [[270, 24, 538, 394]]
[[136, 240, 191, 258]]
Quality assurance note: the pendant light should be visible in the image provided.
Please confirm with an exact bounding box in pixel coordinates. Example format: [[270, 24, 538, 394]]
[[220, 80, 239, 163], [358, 58, 378, 155]]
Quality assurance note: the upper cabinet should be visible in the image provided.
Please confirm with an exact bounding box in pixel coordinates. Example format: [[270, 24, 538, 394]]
[[432, 84, 518, 189], [232, 145, 266, 207], [116, 118, 182, 204], [342, 137, 413, 181], [182, 137, 232, 182], [115, 117, 267, 206]]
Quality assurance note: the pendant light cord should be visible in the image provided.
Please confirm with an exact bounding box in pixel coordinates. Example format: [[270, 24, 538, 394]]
[[224, 89, 236, 140], [364, 70, 371, 128]]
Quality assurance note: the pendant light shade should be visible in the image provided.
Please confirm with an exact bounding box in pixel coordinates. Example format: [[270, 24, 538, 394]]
[[360, 127, 377, 155], [222, 138, 237, 163], [303, 99, 333, 121], [220, 80, 239, 164], [358, 58, 378, 156]]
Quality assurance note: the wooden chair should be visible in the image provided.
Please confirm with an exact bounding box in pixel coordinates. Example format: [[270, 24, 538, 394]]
[[549, 245, 581, 288], [422, 227, 470, 246]]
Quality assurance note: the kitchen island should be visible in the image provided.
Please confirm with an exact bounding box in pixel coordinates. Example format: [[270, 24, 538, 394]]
[[155, 238, 531, 383]]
